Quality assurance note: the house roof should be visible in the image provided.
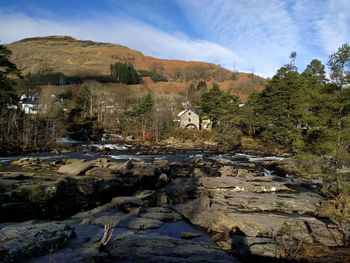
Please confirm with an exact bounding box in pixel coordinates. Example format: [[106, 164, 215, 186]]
[[177, 108, 198, 117]]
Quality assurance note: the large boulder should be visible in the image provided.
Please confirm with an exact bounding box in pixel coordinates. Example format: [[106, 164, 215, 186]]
[[58, 161, 94, 176], [0, 221, 74, 263]]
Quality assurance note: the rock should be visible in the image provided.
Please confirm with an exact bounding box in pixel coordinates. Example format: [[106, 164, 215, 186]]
[[225, 212, 344, 247], [111, 196, 143, 212], [118, 215, 163, 230], [85, 167, 111, 177], [58, 161, 94, 176], [181, 231, 201, 239], [173, 196, 216, 229], [0, 220, 74, 263], [237, 168, 258, 177], [108, 161, 129, 173], [210, 191, 323, 215], [219, 166, 238, 177], [64, 158, 85, 164], [200, 176, 292, 193], [107, 232, 238, 263], [151, 177, 204, 206], [240, 162, 256, 168], [0, 171, 36, 180], [94, 158, 110, 168], [154, 159, 169, 166], [193, 167, 207, 177], [11, 158, 41, 168], [159, 173, 168, 183], [174, 195, 344, 259], [139, 207, 182, 221], [89, 210, 126, 227]]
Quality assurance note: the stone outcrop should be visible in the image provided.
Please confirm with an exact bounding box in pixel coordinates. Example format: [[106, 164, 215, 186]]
[[1, 154, 348, 262]]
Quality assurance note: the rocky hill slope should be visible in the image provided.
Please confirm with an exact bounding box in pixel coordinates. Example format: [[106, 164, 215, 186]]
[[7, 36, 266, 100]]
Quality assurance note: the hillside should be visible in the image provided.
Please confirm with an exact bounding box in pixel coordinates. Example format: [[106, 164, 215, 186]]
[[7, 36, 266, 100]]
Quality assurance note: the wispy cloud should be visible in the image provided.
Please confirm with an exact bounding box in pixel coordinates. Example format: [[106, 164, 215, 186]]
[[0, 0, 350, 77], [177, 0, 350, 76], [178, 0, 300, 75], [314, 0, 350, 54]]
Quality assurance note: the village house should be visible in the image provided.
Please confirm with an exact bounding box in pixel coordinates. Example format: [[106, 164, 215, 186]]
[[19, 94, 39, 114], [176, 109, 212, 131], [177, 109, 200, 130]]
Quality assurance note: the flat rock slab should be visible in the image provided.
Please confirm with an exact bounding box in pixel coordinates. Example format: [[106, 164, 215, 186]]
[[224, 212, 344, 246], [108, 232, 239, 263], [139, 207, 183, 222], [58, 161, 94, 176], [174, 197, 344, 249], [210, 191, 323, 215], [200, 176, 292, 193], [117, 215, 163, 230]]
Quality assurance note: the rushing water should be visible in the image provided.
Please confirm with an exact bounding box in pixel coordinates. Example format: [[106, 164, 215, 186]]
[[0, 142, 281, 177]]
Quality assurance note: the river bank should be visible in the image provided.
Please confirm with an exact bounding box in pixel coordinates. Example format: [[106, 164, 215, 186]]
[[0, 147, 349, 262]]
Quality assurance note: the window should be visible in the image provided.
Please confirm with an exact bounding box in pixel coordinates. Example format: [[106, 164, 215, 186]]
[[188, 118, 191, 122]]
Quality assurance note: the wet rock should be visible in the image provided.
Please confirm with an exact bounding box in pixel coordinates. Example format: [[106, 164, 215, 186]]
[[181, 231, 202, 239], [139, 207, 182, 222], [107, 232, 238, 263], [58, 161, 94, 176], [111, 196, 143, 212], [118, 215, 163, 230], [0, 220, 74, 263]]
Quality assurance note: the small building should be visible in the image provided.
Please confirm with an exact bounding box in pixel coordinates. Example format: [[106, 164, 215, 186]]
[[177, 109, 200, 130], [20, 94, 39, 114]]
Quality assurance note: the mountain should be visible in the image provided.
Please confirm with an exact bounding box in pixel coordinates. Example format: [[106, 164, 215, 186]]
[[7, 36, 266, 100]]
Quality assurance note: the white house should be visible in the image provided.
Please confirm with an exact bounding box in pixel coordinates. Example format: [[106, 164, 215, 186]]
[[20, 94, 38, 114], [177, 109, 200, 130]]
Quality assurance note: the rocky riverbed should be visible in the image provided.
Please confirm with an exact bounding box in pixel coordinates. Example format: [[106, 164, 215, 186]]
[[0, 149, 349, 262]]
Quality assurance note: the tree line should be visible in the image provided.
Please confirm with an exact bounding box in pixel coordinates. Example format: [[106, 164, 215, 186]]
[[0, 42, 349, 160]]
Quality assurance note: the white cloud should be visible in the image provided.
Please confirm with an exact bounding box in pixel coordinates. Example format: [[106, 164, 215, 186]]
[[314, 0, 350, 55], [178, 0, 300, 76], [177, 0, 350, 76], [0, 10, 243, 71], [1, 0, 350, 78]]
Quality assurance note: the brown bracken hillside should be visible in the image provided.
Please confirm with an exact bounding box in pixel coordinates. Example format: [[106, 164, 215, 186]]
[[7, 36, 266, 101]]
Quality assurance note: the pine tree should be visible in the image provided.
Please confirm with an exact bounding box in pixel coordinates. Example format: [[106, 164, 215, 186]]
[[0, 44, 20, 107]]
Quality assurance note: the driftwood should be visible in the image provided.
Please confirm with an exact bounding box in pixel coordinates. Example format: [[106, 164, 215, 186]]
[[99, 224, 113, 251]]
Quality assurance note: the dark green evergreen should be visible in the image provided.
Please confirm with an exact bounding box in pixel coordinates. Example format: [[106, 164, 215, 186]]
[[0, 45, 20, 107], [110, 62, 140, 84]]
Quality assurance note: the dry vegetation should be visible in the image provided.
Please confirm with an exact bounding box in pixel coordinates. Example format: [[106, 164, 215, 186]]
[[7, 36, 265, 101]]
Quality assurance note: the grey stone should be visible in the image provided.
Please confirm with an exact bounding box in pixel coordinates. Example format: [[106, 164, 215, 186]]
[[58, 161, 94, 176]]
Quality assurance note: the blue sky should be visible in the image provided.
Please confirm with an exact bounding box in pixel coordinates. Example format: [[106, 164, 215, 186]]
[[0, 0, 350, 77]]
